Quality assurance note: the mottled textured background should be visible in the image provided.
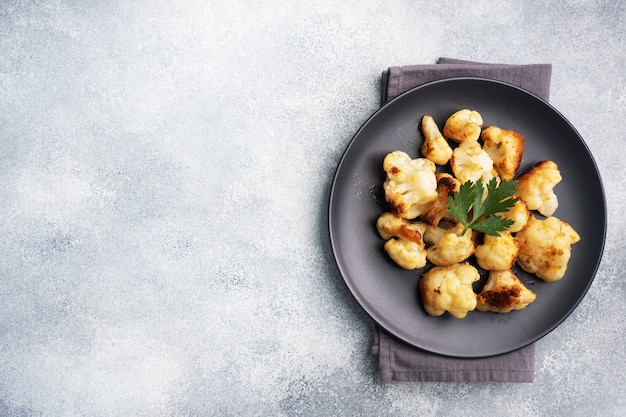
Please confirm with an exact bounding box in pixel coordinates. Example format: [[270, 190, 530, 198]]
[[0, 1, 624, 416]]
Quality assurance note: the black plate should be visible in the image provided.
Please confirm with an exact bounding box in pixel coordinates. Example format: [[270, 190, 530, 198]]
[[329, 77, 606, 358]]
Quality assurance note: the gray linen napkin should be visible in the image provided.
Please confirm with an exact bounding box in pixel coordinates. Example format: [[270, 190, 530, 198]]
[[372, 58, 552, 383]]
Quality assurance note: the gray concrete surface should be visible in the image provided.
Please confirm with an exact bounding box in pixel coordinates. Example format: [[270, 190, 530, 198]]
[[0, 0, 624, 416]]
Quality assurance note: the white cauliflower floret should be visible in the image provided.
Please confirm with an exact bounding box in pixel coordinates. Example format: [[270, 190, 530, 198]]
[[420, 173, 461, 227], [419, 263, 479, 318], [442, 109, 483, 143], [476, 269, 537, 313], [517, 160, 562, 217], [499, 197, 530, 233], [426, 229, 475, 266], [474, 232, 519, 271], [383, 239, 428, 270], [450, 139, 495, 184], [376, 212, 427, 242], [515, 215, 581, 282], [420, 115, 453, 165], [481, 126, 525, 180], [376, 212, 428, 270], [383, 151, 438, 219]]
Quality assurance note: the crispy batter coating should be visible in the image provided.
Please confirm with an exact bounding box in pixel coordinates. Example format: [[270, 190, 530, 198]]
[[419, 263, 479, 318], [476, 270, 537, 313], [383, 151, 438, 219], [475, 232, 519, 271], [442, 109, 483, 143], [421, 173, 461, 227], [517, 160, 562, 217], [420, 115, 453, 165], [515, 215, 581, 282], [481, 126, 525, 180]]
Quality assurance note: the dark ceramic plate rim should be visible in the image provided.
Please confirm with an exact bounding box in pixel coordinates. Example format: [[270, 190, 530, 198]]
[[329, 77, 607, 358]]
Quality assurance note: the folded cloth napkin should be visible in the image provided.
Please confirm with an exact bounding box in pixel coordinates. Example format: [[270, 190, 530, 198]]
[[372, 57, 552, 383]]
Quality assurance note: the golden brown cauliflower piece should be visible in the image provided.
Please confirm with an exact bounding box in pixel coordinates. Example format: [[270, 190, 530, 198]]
[[450, 139, 496, 184], [376, 212, 426, 242], [515, 215, 581, 282], [383, 240, 428, 270], [420, 115, 453, 165], [517, 160, 562, 217], [426, 229, 475, 267], [419, 263, 479, 318], [442, 109, 483, 143], [376, 212, 428, 270], [499, 197, 530, 233], [481, 126, 525, 180], [474, 232, 519, 271], [476, 270, 537, 313], [383, 151, 438, 219], [420, 173, 461, 227]]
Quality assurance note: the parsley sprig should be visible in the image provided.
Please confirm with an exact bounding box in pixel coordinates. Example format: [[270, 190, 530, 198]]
[[448, 178, 519, 236]]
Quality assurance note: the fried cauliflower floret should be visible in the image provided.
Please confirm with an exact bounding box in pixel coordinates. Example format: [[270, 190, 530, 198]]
[[442, 109, 483, 143], [474, 232, 519, 271], [383, 151, 438, 219], [499, 198, 530, 233], [424, 223, 475, 266], [517, 160, 562, 217], [376, 212, 427, 242], [515, 215, 581, 282], [476, 270, 537, 313], [481, 126, 525, 181], [427, 232, 475, 267], [420, 115, 453, 165], [383, 239, 428, 270], [420, 173, 461, 227], [376, 212, 428, 270], [419, 263, 479, 318], [450, 139, 495, 184]]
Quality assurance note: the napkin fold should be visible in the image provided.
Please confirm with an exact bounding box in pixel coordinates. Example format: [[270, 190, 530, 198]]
[[372, 57, 552, 383]]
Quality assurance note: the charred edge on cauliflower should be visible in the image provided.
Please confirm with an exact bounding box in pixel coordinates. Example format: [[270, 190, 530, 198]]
[[398, 224, 422, 244], [478, 286, 522, 309], [421, 175, 460, 227], [389, 201, 405, 217]]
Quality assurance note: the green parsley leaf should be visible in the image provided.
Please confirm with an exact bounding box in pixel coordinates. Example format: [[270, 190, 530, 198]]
[[447, 178, 519, 236]]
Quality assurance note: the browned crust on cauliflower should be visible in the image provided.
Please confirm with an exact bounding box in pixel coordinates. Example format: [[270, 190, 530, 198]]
[[419, 263, 479, 318], [442, 109, 483, 143], [420, 115, 453, 165], [376, 212, 425, 244], [476, 270, 536, 313], [421, 173, 461, 227], [376, 213, 428, 270], [516, 160, 562, 217], [382, 151, 438, 219], [515, 215, 581, 282], [481, 126, 525, 180]]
